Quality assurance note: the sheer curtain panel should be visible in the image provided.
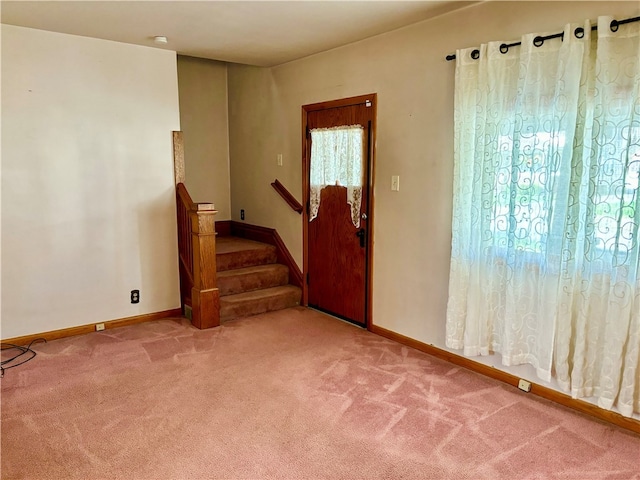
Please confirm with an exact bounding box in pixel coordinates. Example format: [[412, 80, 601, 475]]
[[446, 17, 640, 417]]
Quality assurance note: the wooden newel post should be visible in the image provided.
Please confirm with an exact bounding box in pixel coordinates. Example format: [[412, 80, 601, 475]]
[[190, 204, 219, 329]]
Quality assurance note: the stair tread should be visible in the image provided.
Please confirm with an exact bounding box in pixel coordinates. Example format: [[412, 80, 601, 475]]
[[216, 236, 273, 255], [216, 237, 277, 271], [220, 285, 301, 304], [217, 264, 289, 296], [217, 263, 288, 278]]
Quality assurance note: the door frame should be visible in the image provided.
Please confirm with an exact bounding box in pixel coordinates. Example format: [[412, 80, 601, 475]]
[[301, 93, 377, 329]]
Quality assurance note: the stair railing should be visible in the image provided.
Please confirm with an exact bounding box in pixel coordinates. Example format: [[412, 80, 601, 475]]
[[271, 179, 303, 214], [174, 131, 220, 329]]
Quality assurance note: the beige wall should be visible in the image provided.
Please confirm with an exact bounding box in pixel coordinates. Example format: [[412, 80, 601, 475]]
[[228, 1, 640, 348], [1, 25, 181, 338], [177, 56, 231, 219]]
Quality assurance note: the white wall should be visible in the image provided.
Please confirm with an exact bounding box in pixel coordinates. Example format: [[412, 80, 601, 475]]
[[177, 56, 231, 218], [1, 25, 181, 339], [228, 1, 640, 346]]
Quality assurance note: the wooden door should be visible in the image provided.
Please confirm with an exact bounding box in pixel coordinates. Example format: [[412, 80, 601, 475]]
[[303, 95, 376, 327]]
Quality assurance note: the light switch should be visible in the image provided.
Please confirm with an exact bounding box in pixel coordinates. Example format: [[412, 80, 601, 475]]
[[391, 175, 400, 191], [277, 154, 283, 166]]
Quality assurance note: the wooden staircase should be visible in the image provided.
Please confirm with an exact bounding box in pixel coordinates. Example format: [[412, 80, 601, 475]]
[[173, 131, 302, 328], [216, 237, 301, 322]]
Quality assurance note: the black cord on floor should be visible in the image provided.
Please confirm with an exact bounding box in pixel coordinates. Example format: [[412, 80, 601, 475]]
[[1, 338, 46, 377]]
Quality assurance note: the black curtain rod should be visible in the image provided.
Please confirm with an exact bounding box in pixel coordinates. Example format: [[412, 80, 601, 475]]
[[445, 15, 640, 61]]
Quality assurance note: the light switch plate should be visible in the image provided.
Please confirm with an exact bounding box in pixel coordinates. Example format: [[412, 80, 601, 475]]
[[391, 175, 400, 191]]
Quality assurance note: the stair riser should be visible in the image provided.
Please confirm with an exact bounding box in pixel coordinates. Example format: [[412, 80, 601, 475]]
[[218, 268, 289, 297], [220, 291, 301, 322], [217, 249, 277, 271]]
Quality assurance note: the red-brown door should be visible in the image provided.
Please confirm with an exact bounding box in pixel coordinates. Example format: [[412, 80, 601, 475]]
[[303, 95, 375, 327]]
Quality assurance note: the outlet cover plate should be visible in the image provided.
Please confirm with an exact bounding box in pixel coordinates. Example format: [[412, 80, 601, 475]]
[[518, 379, 532, 392]]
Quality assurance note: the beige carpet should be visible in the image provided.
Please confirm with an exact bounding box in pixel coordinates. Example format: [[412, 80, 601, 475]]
[[2, 307, 639, 479]]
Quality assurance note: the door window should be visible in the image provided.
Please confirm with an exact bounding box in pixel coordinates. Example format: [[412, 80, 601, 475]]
[[309, 125, 364, 228]]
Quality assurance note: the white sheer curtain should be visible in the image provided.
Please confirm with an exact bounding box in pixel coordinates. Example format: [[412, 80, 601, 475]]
[[446, 17, 640, 417], [310, 125, 364, 228]]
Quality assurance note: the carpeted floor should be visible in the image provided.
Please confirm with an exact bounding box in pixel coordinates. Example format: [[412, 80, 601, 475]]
[[1, 307, 639, 479]]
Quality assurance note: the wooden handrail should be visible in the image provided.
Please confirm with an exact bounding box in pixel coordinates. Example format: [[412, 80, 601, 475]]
[[271, 179, 303, 214], [173, 130, 219, 329], [177, 182, 195, 210]]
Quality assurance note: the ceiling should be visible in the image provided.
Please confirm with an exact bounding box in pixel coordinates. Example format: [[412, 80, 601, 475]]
[[0, 1, 477, 67]]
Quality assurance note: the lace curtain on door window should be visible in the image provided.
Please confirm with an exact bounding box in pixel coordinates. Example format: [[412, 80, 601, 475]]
[[309, 125, 364, 228]]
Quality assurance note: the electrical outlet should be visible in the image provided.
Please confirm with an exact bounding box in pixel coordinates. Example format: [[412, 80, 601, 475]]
[[131, 289, 140, 304], [518, 379, 532, 392], [240, 209, 245, 220], [95, 323, 105, 331]]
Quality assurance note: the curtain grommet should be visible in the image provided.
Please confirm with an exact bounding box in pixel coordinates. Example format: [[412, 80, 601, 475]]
[[610, 19, 619, 32], [499, 43, 509, 54], [533, 36, 544, 47], [574, 27, 585, 38], [471, 49, 480, 60]]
